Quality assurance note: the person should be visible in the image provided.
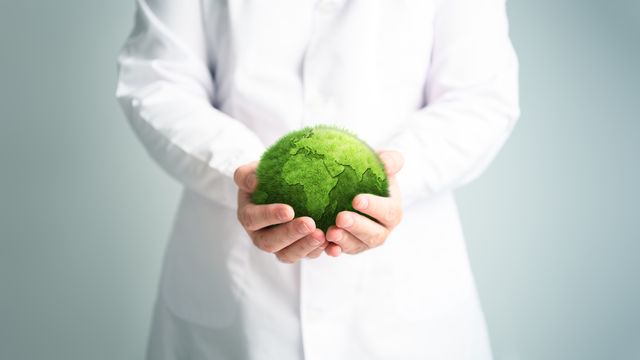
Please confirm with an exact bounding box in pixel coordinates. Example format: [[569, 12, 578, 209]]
[[115, 0, 519, 358]]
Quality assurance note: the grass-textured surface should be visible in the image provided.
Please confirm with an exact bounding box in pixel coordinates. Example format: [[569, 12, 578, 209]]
[[252, 125, 389, 232]]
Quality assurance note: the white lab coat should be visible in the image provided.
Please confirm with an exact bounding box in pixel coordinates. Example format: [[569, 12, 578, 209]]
[[115, 0, 519, 359]]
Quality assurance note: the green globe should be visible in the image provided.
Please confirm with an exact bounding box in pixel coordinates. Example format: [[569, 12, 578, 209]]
[[251, 125, 389, 233]]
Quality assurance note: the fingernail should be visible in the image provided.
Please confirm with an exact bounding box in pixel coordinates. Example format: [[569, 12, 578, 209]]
[[246, 173, 256, 190], [356, 196, 368, 210]]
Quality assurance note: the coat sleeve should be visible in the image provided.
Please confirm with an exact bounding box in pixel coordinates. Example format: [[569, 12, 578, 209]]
[[115, 0, 266, 210], [378, 0, 520, 207]]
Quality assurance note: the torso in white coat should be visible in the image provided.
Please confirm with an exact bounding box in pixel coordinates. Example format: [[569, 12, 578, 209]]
[[116, 0, 520, 359]]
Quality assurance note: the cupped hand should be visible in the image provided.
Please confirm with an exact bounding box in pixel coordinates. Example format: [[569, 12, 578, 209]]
[[324, 150, 404, 256], [234, 161, 329, 263]]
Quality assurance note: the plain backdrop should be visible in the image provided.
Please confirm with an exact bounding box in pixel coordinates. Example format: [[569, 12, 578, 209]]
[[1, 0, 638, 359]]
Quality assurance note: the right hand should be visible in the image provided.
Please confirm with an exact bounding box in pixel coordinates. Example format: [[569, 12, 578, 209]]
[[234, 161, 329, 263]]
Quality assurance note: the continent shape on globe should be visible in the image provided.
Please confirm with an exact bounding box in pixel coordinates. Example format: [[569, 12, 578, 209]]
[[252, 125, 389, 233]]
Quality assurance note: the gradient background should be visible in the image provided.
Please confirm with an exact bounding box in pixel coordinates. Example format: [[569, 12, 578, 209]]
[[1, 0, 638, 359]]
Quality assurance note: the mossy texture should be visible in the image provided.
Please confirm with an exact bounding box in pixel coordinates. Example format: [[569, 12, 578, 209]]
[[252, 125, 389, 232]]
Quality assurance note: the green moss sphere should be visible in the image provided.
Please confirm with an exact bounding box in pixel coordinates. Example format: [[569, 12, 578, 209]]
[[251, 125, 389, 232]]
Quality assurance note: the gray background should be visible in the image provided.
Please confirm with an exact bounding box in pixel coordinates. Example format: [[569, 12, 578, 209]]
[[1, 0, 638, 359]]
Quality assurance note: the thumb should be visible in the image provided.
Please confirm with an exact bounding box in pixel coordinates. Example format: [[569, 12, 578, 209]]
[[377, 150, 404, 177], [233, 161, 259, 192]]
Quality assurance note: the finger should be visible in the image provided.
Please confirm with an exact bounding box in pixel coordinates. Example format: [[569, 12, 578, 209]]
[[326, 225, 369, 255], [325, 243, 342, 257], [386, 171, 402, 200], [352, 193, 402, 229], [233, 161, 259, 192], [237, 187, 252, 209], [275, 229, 325, 264], [306, 240, 329, 259], [377, 150, 404, 176], [334, 211, 389, 249], [252, 216, 315, 253], [239, 202, 294, 231]]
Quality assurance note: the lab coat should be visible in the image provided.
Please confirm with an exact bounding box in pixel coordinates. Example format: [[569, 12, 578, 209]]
[[115, 0, 519, 359]]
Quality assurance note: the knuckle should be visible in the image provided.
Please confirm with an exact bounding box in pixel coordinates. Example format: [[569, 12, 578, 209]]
[[342, 240, 359, 254], [236, 208, 243, 225], [369, 230, 386, 246], [343, 245, 356, 254], [354, 241, 371, 254], [241, 210, 254, 230], [266, 205, 282, 223], [359, 229, 376, 243], [385, 205, 402, 226], [339, 245, 352, 254], [384, 207, 396, 224], [263, 242, 277, 253], [301, 235, 317, 249], [288, 220, 304, 239], [254, 235, 275, 253], [263, 205, 274, 222], [306, 238, 321, 250], [345, 245, 363, 255], [276, 253, 295, 264], [251, 236, 263, 251], [370, 239, 383, 249]]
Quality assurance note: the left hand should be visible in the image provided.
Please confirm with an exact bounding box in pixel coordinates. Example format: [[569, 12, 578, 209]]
[[324, 150, 404, 256]]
